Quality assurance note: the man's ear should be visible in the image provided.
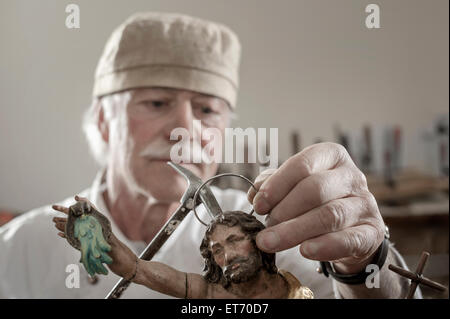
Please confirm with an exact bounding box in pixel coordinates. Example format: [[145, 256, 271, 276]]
[[97, 100, 109, 144]]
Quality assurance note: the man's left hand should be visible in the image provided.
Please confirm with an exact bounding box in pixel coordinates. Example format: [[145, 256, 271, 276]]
[[248, 142, 386, 274]]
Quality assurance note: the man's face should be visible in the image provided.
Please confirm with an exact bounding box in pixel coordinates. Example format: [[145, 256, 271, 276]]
[[209, 224, 263, 284], [104, 87, 231, 202]]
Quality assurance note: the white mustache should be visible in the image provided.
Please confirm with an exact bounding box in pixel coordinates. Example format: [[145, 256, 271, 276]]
[[139, 139, 204, 163], [139, 140, 173, 159]]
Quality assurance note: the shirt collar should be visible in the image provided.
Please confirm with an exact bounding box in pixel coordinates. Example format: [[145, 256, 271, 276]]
[[87, 169, 147, 254]]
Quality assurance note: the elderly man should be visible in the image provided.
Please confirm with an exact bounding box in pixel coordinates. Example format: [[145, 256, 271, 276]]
[[0, 12, 418, 299]]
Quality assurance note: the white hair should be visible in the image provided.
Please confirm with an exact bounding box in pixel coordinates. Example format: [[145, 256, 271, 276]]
[[81, 95, 118, 167]]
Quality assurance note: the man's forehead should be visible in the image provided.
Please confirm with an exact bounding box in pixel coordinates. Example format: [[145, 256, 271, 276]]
[[209, 224, 245, 243], [129, 87, 223, 100]]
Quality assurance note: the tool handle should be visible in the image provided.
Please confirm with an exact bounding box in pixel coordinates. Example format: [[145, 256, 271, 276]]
[[105, 204, 190, 299]]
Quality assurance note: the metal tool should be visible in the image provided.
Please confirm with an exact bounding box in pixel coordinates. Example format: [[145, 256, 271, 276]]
[[191, 173, 257, 226], [105, 161, 223, 299]]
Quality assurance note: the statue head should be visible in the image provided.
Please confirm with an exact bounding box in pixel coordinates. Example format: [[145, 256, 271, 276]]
[[199, 211, 278, 288]]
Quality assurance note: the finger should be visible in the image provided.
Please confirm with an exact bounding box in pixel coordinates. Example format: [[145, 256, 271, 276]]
[[52, 205, 69, 215], [52, 217, 67, 223], [253, 143, 352, 214], [58, 232, 66, 238], [75, 195, 97, 210], [265, 166, 367, 226], [74, 195, 87, 202], [74, 195, 89, 206], [256, 196, 374, 252], [54, 222, 66, 232], [247, 168, 276, 203], [299, 224, 383, 262]]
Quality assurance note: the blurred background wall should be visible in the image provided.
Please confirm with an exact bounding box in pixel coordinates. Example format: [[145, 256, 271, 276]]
[[0, 0, 448, 210]]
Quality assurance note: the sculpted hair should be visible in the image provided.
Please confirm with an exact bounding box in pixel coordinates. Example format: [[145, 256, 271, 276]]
[[199, 211, 278, 287]]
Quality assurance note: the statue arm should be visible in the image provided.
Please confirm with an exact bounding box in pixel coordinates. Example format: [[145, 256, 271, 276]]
[[52, 201, 210, 298], [133, 260, 209, 298], [108, 233, 209, 298]]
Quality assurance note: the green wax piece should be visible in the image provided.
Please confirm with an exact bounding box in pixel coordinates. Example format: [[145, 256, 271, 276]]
[[74, 214, 113, 277]]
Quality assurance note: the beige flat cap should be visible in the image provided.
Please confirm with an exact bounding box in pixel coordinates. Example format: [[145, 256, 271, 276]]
[[93, 12, 241, 108]]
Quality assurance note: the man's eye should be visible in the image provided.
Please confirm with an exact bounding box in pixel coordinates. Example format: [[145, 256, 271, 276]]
[[143, 100, 166, 108], [230, 236, 244, 243], [152, 101, 166, 107], [201, 106, 216, 114], [213, 248, 222, 255]]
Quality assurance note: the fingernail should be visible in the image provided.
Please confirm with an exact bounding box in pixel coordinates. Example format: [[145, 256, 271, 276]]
[[254, 175, 266, 184], [265, 214, 277, 227], [247, 188, 256, 201], [253, 192, 270, 213], [258, 231, 280, 251], [302, 241, 321, 257]]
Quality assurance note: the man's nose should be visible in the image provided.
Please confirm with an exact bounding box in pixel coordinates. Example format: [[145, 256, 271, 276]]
[[164, 101, 195, 138], [224, 248, 238, 265]]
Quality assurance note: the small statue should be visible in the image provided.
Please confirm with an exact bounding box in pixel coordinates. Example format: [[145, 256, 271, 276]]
[[53, 196, 313, 299], [63, 198, 113, 277]]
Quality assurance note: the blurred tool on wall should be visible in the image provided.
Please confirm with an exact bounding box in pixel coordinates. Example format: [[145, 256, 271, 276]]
[[382, 125, 402, 188], [360, 125, 373, 175], [422, 114, 449, 178], [334, 124, 352, 160], [290, 131, 301, 156]]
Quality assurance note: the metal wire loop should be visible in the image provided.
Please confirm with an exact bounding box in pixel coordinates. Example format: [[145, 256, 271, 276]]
[[192, 173, 258, 226]]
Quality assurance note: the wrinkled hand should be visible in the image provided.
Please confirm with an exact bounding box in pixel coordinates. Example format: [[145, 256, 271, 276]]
[[248, 142, 385, 274]]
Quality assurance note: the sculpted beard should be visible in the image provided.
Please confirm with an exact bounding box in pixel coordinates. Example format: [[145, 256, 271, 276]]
[[223, 250, 263, 284]]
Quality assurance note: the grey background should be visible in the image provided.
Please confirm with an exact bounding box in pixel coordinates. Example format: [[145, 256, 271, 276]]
[[0, 0, 448, 212]]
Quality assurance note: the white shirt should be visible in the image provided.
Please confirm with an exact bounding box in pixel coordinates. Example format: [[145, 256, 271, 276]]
[[0, 171, 414, 299]]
